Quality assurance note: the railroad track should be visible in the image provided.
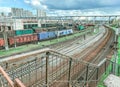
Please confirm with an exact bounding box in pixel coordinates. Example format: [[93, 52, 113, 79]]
[[33, 26, 113, 87], [48, 26, 114, 87], [70, 26, 115, 87], [0, 25, 114, 87], [52, 29, 105, 56]]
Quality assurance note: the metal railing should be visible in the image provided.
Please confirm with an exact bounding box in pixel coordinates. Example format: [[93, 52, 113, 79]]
[[0, 66, 26, 87], [0, 48, 119, 87]]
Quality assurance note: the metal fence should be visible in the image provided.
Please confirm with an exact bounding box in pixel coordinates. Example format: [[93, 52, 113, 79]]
[[0, 48, 119, 87]]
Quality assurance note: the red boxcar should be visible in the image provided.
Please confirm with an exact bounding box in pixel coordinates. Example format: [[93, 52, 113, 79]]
[[8, 37, 14, 45], [0, 38, 5, 46], [8, 34, 38, 45]]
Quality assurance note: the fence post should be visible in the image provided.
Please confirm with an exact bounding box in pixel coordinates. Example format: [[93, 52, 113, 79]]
[[85, 64, 89, 86], [118, 64, 120, 76], [105, 61, 107, 74], [46, 52, 50, 87], [96, 68, 99, 84], [35, 58, 37, 83], [111, 61, 114, 74], [68, 58, 72, 87]]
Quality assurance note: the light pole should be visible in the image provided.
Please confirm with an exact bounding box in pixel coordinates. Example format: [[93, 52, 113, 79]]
[[113, 28, 119, 75], [2, 17, 9, 50], [13, 0, 17, 48], [13, 17, 17, 48]]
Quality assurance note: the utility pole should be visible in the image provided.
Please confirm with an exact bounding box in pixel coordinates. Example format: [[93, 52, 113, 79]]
[[113, 28, 119, 75], [108, 16, 111, 24], [13, 0, 17, 48], [2, 26, 9, 50], [14, 17, 17, 48]]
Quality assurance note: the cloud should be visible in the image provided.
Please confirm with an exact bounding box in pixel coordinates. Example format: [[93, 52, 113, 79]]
[[23, 0, 120, 16], [41, 0, 120, 10], [24, 0, 30, 4], [24, 0, 47, 9], [0, 0, 120, 17], [0, 7, 11, 13], [24, 0, 120, 16], [31, 0, 40, 6], [47, 7, 120, 16], [99, 0, 120, 6]]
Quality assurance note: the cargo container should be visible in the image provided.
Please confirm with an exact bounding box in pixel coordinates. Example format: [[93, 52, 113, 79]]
[[19, 37, 23, 43], [8, 34, 38, 45], [15, 30, 22, 36], [48, 31, 56, 38], [15, 29, 34, 36], [66, 29, 73, 34], [6, 29, 73, 47], [8, 37, 14, 45], [38, 32, 49, 40], [78, 25, 84, 30], [57, 30, 67, 37]]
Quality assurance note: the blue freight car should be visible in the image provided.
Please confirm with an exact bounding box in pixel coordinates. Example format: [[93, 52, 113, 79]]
[[48, 31, 56, 38], [57, 30, 67, 37], [66, 29, 73, 34], [38, 29, 73, 40], [38, 32, 49, 40]]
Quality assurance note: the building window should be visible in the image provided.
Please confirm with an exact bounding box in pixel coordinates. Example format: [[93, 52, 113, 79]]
[[24, 24, 38, 29], [0, 27, 1, 31], [8, 26, 11, 31]]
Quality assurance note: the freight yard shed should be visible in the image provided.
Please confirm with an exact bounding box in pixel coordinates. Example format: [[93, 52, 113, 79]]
[[104, 74, 120, 87]]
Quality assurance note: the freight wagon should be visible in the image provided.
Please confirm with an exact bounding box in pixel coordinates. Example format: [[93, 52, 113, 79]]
[[0, 29, 73, 49], [15, 29, 34, 36], [66, 29, 73, 34], [57, 29, 73, 37], [38, 32, 49, 40], [8, 34, 38, 45], [78, 25, 85, 30], [38, 29, 73, 40], [38, 31, 56, 40], [0, 38, 4, 47], [48, 32, 56, 38]]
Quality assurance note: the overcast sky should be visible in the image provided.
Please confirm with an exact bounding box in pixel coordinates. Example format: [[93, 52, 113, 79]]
[[0, 0, 120, 16]]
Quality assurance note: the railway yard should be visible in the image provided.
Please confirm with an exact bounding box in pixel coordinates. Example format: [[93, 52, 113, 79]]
[[1, 0, 120, 86], [0, 24, 119, 87]]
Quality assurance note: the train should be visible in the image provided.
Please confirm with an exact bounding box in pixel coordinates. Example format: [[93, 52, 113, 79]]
[[0, 29, 73, 48], [74, 23, 94, 31]]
